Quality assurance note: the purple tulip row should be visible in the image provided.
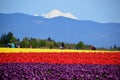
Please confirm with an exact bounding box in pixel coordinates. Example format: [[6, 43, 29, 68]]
[[0, 63, 119, 80]]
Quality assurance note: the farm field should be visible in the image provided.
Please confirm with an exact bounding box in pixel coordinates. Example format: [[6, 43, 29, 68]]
[[0, 48, 120, 79]]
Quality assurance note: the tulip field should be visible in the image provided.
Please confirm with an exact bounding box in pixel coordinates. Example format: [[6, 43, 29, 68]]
[[0, 48, 120, 80]]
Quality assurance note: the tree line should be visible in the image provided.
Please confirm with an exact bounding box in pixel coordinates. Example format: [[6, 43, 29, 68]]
[[0, 32, 119, 50]]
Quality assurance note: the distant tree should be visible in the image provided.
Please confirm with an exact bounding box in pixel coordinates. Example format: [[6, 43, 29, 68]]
[[85, 44, 91, 50], [113, 45, 117, 50], [47, 37, 51, 42], [20, 37, 29, 48], [38, 40, 46, 47], [7, 32, 16, 43], [0, 34, 7, 47], [76, 41, 85, 49], [29, 38, 38, 48], [0, 32, 17, 47], [53, 42, 59, 48], [47, 37, 53, 49], [7, 32, 13, 42]]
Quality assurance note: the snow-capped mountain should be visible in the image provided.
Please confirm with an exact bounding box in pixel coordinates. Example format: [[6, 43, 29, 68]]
[[0, 13, 120, 48], [41, 9, 79, 20]]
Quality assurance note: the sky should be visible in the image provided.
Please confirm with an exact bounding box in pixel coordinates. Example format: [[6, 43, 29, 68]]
[[0, 0, 120, 23]]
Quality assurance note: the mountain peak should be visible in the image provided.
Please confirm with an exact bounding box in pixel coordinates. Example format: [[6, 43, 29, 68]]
[[41, 9, 79, 20]]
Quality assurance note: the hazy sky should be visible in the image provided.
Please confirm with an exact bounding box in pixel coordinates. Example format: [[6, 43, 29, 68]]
[[0, 0, 120, 23]]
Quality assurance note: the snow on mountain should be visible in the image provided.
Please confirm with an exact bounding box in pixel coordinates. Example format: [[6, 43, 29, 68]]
[[41, 9, 79, 20], [33, 13, 39, 16]]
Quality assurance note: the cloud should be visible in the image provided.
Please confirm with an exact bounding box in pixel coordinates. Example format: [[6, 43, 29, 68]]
[[41, 9, 79, 20]]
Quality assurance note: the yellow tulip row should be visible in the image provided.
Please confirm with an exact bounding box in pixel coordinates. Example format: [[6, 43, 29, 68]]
[[0, 48, 118, 53]]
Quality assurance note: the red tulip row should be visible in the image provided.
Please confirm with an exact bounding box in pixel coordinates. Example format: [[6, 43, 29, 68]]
[[0, 52, 120, 64]]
